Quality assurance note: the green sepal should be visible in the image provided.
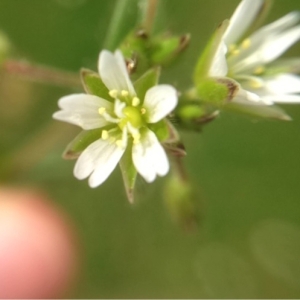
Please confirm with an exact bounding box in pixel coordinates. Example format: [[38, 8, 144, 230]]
[[148, 119, 169, 142], [194, 20, 229, 81], [63, 128, 103, 160], [196, 77, 230, 106], [119, 139, 137, 203], [150, 33, 190, 66], [80, 68, 113, 101], [134, 67, 160, 101]]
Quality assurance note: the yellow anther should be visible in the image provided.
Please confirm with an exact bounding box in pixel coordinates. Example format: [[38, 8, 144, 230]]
[[109, 89, 118, 98], [253, 66, 265, 75], [141, 108, 146, 115], [229, 44, 237, 53], [116, 140, 124, 148], [121, 90, 129, 97], [98, 107, 106, 115], [232, 49, 240, 56], [241, 38, 251, 49], [132, 97, 140, 107], [101, 130, 109, 140], [250, 79, 263, 89]]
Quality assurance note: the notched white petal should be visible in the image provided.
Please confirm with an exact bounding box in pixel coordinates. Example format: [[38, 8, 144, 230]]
[[224, 0, 264, 45], [143, 85, 178, 123], [264, 74, 300, 95], [132, 129, 169, 183], [53, 94, 112, 130], [74, 138, 125, 188], [98, 50, 136, 96]]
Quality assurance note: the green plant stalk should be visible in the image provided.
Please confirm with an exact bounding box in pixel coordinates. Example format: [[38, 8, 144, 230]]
[[3, 59, 81, 88]]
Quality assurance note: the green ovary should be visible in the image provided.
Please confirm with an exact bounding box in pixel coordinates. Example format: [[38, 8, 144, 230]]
[[122, 106, 144, 128]]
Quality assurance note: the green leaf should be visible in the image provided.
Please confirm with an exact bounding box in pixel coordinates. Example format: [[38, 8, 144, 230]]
[[80, 68, 113, 101], [63, 128, 102, 160], [119, 139, 137, 203], [134, 67, 160, 101], [194, 20, 229, 81]]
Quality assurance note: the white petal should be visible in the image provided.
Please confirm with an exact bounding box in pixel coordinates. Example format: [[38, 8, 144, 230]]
[[258, 25, 300, 63], [233, 25, 300, 73], [224, 0, 265, 46], [261, 94, 300, 104], [74, 138, 125, 187], [132, 129, 169, 183], [98, 50, 136, 95], [233, 87, 273, 105], [143, 85, 178, 123], [264, 74, 300, 95], [209, 41, 228, 77], [53, 94, 112, 130]]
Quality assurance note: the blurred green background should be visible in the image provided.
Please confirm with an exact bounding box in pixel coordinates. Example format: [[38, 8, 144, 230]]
[[1, 0, 300, 298]]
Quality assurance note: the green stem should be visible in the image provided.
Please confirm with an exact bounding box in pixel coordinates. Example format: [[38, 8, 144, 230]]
[[104, 0, 140, 50], [3, 59, 82, 88], [142, 0, 159, 34]]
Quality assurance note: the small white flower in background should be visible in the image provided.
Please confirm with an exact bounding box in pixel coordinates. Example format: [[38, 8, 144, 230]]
[[53, 50, 177, 188], [210, 0, 300, 110]]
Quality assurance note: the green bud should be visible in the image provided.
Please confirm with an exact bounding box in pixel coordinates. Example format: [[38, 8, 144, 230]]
[[163, 172, 201, 232], [150, 33, 190, 66], [176, 101, 219, 131], [119, 29, 151, 78]]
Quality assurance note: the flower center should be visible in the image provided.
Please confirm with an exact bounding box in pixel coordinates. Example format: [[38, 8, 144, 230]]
[[98, 89, 148, 148]]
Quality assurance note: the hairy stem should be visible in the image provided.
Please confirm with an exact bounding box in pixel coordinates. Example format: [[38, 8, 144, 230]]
[[3, 59, 81, 88]]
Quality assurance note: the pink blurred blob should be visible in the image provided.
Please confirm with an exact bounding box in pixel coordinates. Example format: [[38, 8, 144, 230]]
[[0, 188, 79, 299]]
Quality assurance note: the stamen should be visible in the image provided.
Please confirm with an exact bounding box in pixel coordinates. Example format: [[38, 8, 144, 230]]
[[250, 79, 263, 89], [109, 89, 119, 98], [116, 140, 124, 148], [99, 107, 120, 123], [98, 107, 106, 115], [241, 38, 251, 49], [141, 108, 146, 115], [101, 130, 109, 140], [132, 97, 140, 107], [121, 90, 129, 97], [232, 49, 240, 56], [253, 66, 265, 75]]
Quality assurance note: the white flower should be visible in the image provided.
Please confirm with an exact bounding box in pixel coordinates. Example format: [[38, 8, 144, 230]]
[[210, 0, 300, 108], [53, 50, 177, 188]]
